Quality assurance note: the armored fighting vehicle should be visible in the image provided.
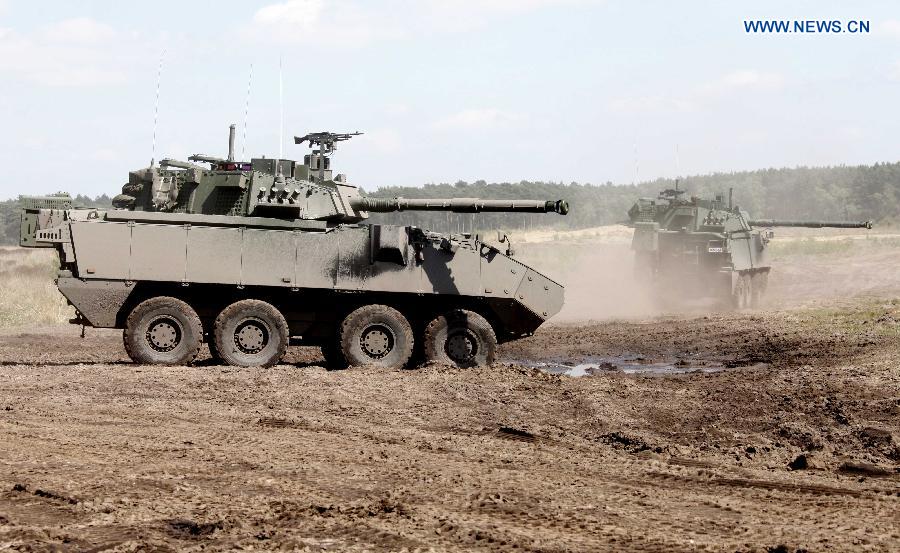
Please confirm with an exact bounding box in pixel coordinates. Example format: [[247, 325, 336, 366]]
[[628, 186, 871, 308], [21, 127, 569, 369]]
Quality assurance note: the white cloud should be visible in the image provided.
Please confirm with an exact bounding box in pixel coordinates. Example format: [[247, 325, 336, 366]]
[[359, 128, 403, 153], [607, 69, 784, 114], [384, 103, 410, 116], [886, 60, 900, 82], [247, 0, 596, 46], [697, 70, 784, 96], [607, 95, 696, 113], [41, 17, 117, 44], [876, 19, 900, 38], [0, 17, 147, 87], [253, 0, 324, 29], [247, 0, 405, 45], [432, 108, 523, 131], [89, 148, 118, 161]]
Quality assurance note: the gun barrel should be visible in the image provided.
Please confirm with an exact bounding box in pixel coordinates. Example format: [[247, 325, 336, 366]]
[[749, 219, 872, 229], [351, 197, 569, 215]]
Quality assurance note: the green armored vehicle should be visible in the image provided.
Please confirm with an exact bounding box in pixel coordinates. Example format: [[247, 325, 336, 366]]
[[21, 127, 568, 369], [628, 186, 871, 308]]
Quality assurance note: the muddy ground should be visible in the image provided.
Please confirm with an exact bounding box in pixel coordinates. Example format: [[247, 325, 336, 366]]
[[1, 296, 898, 552]]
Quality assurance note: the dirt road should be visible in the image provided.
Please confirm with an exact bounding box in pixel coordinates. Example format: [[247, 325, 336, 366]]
[[1, 298, 897, 552]]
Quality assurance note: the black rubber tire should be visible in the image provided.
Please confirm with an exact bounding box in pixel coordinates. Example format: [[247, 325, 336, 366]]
[[423, 309, 497, 368], [123, 297, 203, 365], [213, 300, 288, 368], [339, 305, 413, 369]]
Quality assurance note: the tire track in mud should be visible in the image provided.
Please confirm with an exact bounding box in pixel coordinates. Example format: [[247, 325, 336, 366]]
[[0, 309, 898, 551]]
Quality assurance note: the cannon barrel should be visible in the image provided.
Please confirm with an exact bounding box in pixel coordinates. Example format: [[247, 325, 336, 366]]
[[748, 219, 872, 229], [351, 197, 569, 215]]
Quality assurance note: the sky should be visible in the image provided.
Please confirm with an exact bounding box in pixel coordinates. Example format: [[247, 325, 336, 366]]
[[1, 0, 899, 199]]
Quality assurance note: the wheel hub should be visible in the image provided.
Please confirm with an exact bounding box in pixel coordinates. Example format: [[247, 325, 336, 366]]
[[146, 317, 181, 352], [234, 320, 268, 354], [360, 325, 394, 359], [446, 331, 476, 363]]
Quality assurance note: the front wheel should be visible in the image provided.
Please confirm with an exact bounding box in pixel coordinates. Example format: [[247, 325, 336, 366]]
[[423, 309, 497, 368], [213, 300, 289, 367], [123, 297, 203, 365], [339, 305, 413, 369]]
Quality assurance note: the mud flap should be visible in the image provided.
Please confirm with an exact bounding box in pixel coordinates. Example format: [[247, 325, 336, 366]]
[[57, 277, 135, 328]]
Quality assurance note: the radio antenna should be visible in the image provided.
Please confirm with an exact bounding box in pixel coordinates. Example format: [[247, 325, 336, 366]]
[[241, 63, 253, 162], [277, 55, 284, 177], [675, 143, 681, 176], [150, 49, 166, 167], [632, 137, 639, 185]]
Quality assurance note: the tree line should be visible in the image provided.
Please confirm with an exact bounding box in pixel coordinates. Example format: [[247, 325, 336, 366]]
[[365, 162, 897, 232], [0, 162, 896, 244]]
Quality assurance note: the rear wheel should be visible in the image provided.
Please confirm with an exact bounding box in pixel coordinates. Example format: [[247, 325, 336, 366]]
[[731, 273, 752, 310], [213, 300, 288, 367], [423, 309, 497, 368], [339, 305, 413, 369], [750, 271, 768, 307], [123, 297, 203, 365]]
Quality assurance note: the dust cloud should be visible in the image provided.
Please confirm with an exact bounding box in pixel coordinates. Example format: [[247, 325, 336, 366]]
[[515, 241, 657, 321], [510, 225, 900, 323]]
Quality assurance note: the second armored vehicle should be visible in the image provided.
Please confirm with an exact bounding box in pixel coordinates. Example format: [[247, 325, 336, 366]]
[[21, 128, 569, 369], [628, 186, 871, 308]]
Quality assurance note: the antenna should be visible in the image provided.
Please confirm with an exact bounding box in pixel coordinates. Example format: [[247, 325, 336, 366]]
[[241, 63, 253, 161], [632, 138, 639, 185], [150, 49, 166, 167], [675, 143, 680, 176], [277, 55, 284, 178]]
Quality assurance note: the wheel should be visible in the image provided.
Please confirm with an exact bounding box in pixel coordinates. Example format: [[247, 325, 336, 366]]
[[423, 309, 497, 368], [730, 274, 750, 310], [213, 300, 289, 367], [750, 273, 761, 308], [339, 305, 413, 369], [123, 297, 203, 365], [743, 274, 753, 308], [751, 271, 769, 307]]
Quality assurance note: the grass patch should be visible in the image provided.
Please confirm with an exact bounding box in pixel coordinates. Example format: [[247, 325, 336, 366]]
[[800, 297, 900, 338], [768, 238, 854, 258], [0, 248, 72, 327]]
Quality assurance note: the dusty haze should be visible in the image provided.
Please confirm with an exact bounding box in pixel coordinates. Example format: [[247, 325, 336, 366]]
[[510, 225, 900, 322]]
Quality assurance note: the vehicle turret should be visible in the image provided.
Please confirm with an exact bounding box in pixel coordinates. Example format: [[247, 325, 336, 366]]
[[112, 127, 568, 225]]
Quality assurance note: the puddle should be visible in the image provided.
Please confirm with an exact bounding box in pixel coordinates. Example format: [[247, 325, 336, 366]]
[[513, 354, 726, 377]]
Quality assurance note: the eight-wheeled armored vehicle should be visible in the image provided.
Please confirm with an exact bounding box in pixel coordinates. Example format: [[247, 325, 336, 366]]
[[628, 186, 871, 308], [21, 127, 569, 369]]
